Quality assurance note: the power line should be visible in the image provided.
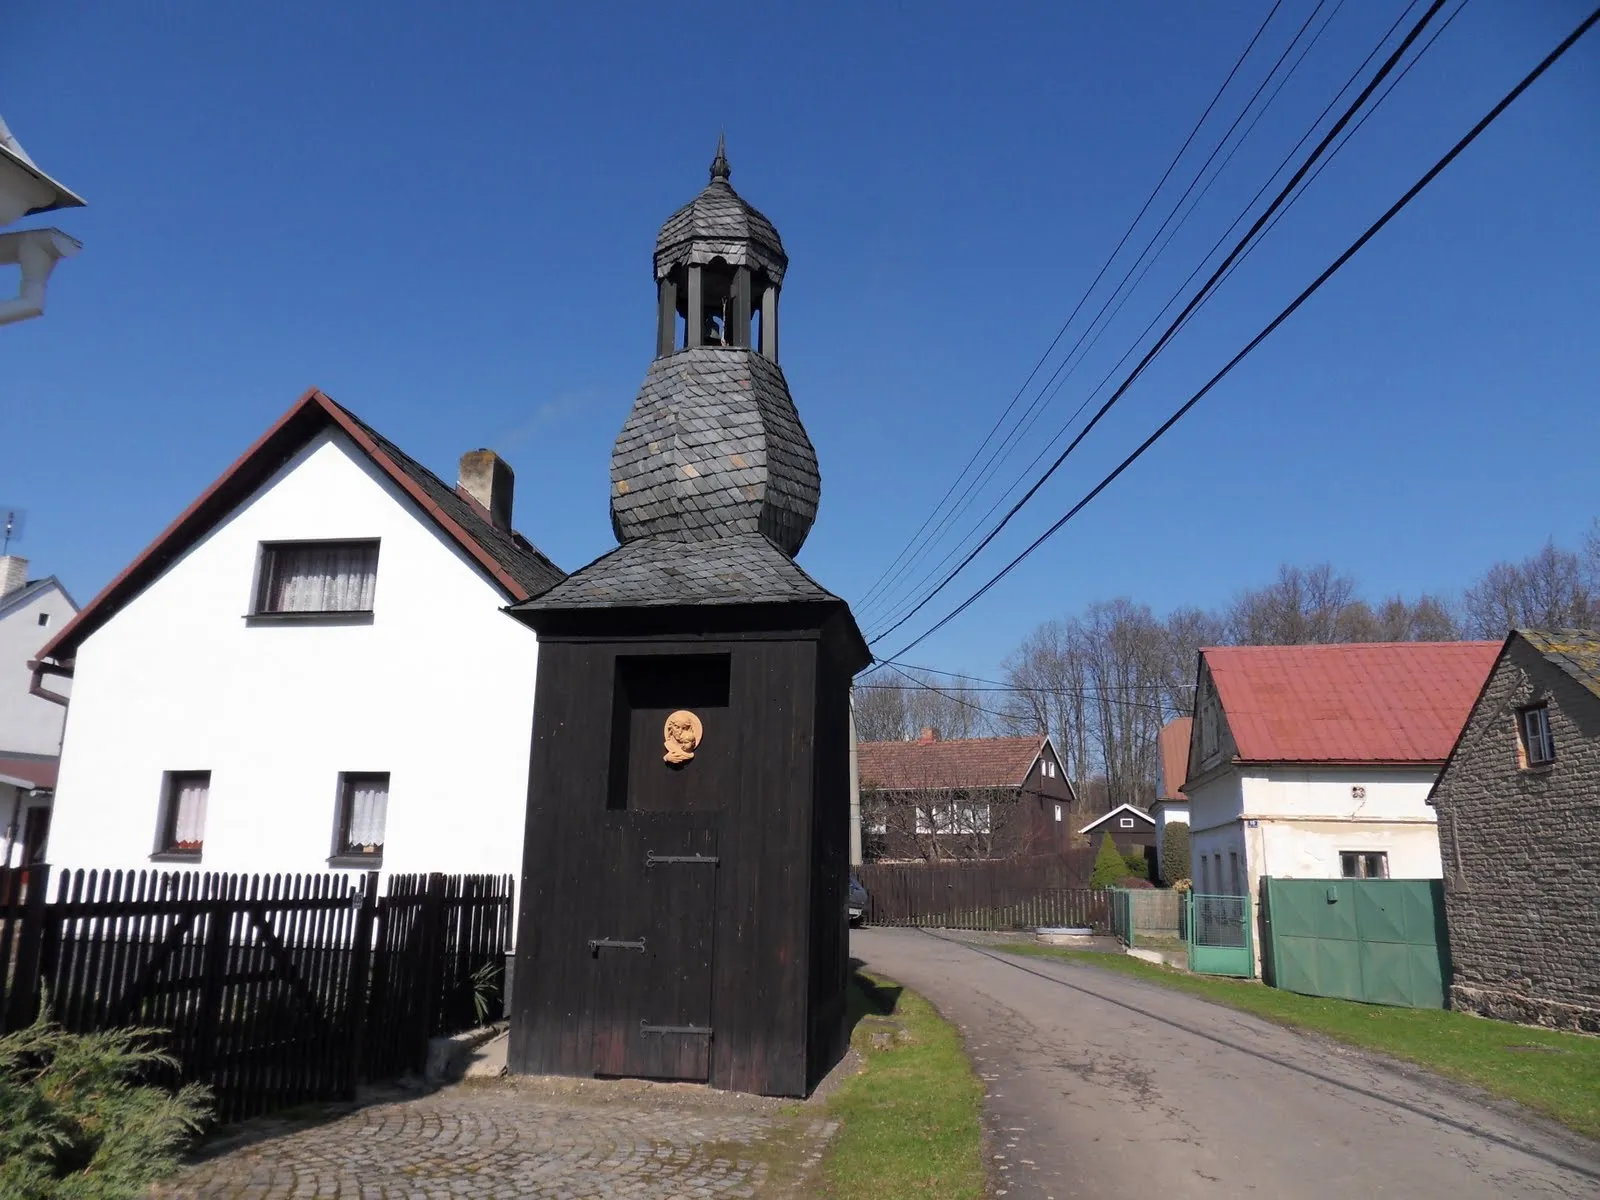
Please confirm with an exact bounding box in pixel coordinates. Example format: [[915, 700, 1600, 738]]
[[877, 3, 1600, 663], [863, 0, 1429, 640], [867, 0, 1451, 647], [864, 658, 1195, 692], [852, 0, 1290, 620], [858, 0, 1346, 634]]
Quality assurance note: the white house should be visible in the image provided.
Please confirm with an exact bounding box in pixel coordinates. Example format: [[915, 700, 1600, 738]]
[[38, 388, 564, 884], [0, 112, 84, 327], [0, 556, 77, 869], [1185, 642, 1500, 934], [1150, 715, 1191, 878]]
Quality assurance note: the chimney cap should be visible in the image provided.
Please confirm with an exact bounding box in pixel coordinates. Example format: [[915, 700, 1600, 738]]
[[917, 727, 938, 744]]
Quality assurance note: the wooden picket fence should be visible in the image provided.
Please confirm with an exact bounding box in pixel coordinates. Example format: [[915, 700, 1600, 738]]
[[856, 858, 1109, 931], [0, 865, 513, 1124]]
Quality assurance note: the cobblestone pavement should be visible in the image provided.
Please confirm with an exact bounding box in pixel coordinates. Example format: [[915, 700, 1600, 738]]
[[158, 1078, 838, 1199]]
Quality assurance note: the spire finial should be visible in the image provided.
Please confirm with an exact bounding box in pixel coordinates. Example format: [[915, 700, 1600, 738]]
[[710, 132, 730, 183]]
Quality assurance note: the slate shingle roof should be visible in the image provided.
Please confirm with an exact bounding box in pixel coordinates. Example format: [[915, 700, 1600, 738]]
[[1518, 629, 1600, 700], [856, 736, 1050, 792], [610, 347, 819, 556], [342, 410, 565, 597], [513, 531, 837, 611], [653, 142, 787, 285]]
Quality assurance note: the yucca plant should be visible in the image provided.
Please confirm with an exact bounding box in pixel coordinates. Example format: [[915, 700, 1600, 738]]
[[0, 1014, 212, 1199]]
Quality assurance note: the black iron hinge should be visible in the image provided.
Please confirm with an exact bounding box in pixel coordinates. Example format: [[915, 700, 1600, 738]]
[[640, 1021, 713, 1037], [645, 852, 720, 867], [587, 937, 646, 954]]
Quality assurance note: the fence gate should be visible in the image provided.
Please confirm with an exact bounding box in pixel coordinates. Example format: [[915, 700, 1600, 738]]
[[1186, 892, 1253, 977], [1260, 878, 1448, 1008]]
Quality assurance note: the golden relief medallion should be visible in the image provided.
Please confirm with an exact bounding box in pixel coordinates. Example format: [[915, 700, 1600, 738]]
[[663, 710, 703, 764]]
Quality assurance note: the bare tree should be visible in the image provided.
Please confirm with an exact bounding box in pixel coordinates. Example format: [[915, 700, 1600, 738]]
[[853, 680, 909, 742], [1370, 593, 1460, 641], [1227, 564, 1371, 644], [1461, 541, 1598, 637], [852, 668, 994, 741], [998, 620, 1087, 790], [1161, 606, 1226, 715]]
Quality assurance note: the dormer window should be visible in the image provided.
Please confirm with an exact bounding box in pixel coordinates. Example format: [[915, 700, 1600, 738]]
[[1518, 704, 1555, 768], [253, 540, 378, 616]]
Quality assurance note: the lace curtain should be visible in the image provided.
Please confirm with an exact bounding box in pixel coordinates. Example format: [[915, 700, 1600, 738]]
[[169, 776, 208, 849], [344, 777, 388, 852], [261, 542, 378, 613]]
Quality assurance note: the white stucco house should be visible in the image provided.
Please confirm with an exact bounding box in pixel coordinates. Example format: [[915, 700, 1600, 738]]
[[0, 557, 77, 869], [1185, 642, 1500, 928], [38, 388, 564, 883]]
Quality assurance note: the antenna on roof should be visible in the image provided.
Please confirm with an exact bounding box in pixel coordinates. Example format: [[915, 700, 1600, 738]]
[[1, 507, 26, 555]]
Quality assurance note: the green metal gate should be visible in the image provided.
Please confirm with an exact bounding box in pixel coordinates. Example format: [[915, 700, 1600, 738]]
[[1260, 878, 1450, 1008], [1186, 892, 1253, 977]]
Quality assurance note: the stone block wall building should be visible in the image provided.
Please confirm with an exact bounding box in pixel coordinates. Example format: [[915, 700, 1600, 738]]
[[1430, 630, 1600, 1032]]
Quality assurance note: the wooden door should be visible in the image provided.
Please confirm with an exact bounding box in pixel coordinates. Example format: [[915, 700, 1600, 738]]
[[589, 814, 718, 1081]]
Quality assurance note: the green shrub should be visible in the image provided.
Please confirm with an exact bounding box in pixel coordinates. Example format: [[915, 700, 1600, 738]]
[[0, 1016, 212, 1199], [1122, 851, 1149, 879], [1160, 822, 1191, 887], [1089, 832, 1126, 889]]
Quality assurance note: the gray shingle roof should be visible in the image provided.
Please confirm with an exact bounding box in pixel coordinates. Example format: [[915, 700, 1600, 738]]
[[0, 577, 75, 623], [653, 144, 787, 285], [512, 532, 839, 611], [610, 347, 819, 556], [342, 410, 566, 598], [1519, 629, 1600, 701]]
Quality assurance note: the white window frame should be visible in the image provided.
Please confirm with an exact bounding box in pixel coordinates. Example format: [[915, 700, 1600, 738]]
[[1340, 851, 1389, 879], [1518, 704, 1556, 767], [1054, 803, 1062, 823], [1119, 817, 1134, 829]]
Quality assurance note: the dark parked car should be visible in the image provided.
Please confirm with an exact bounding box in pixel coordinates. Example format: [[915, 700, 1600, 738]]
[[848, 872, 868, 925]]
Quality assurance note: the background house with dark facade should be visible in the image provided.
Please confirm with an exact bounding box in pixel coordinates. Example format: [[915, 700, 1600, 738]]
[[1430, 629, 1600, 1032], [857, 731, 1077, 861]]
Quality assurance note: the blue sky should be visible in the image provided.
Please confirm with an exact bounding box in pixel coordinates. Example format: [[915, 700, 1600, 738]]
[[6, 1, 1597, 677]]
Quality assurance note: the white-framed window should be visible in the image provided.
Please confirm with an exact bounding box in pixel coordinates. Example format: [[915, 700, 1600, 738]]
[[1054, 803, 1062, 823], [1340, 851, 1388, 879], [1041, 758, 1056, 779], [254, 539, 379, 615], [156, 771, 209, 857], [1518, 705, 1555, 767], [335, 772, 389, 860], [915, 801, 991, 835], [1119, 817, 1134, 829]]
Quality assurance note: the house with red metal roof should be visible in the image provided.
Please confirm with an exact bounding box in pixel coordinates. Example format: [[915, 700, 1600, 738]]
[[34, 388, 563, 882], [856, 729, 1077, 861], [1185, 641, 1500, 967]]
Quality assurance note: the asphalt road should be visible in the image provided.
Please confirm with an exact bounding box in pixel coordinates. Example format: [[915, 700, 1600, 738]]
[[851, 928, 1600, 1199]]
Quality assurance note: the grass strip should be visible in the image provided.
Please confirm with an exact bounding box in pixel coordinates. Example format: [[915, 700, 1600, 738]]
[[822, 972, 985, 1199], [995, 942, 1600, 1140]]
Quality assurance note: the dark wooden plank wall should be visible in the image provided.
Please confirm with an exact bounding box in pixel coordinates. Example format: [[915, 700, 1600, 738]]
[[857, 859, 1109, 931], [805, 640, 852, 1091], [509, 630, 835, 1097]]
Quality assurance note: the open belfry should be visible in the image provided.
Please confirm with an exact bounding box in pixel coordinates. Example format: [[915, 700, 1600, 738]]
[[505, 140, 870, 1096]]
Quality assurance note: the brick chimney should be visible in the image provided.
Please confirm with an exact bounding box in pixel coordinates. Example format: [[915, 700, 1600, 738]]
[[457, 450, 514, 531], [917, 727, 938, 744], [0, 555, 26, 599]]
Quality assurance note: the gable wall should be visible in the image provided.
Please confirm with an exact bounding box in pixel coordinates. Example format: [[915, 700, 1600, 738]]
[[0, 583, 76, 756], [1433, 639, 1600, 1029], [48, 431, 539, 884]]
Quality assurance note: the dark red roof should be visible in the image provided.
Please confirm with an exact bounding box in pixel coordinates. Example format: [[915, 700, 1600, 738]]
[[0, 757, 58, 790], [1203, 642, 1501, 764], [1157, 717, 1192, 799], [38, 389, 564, 667], [858, 735, 1048, 791]]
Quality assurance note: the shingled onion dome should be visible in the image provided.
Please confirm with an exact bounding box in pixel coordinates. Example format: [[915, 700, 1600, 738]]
[[611, 138, 819, 557]]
